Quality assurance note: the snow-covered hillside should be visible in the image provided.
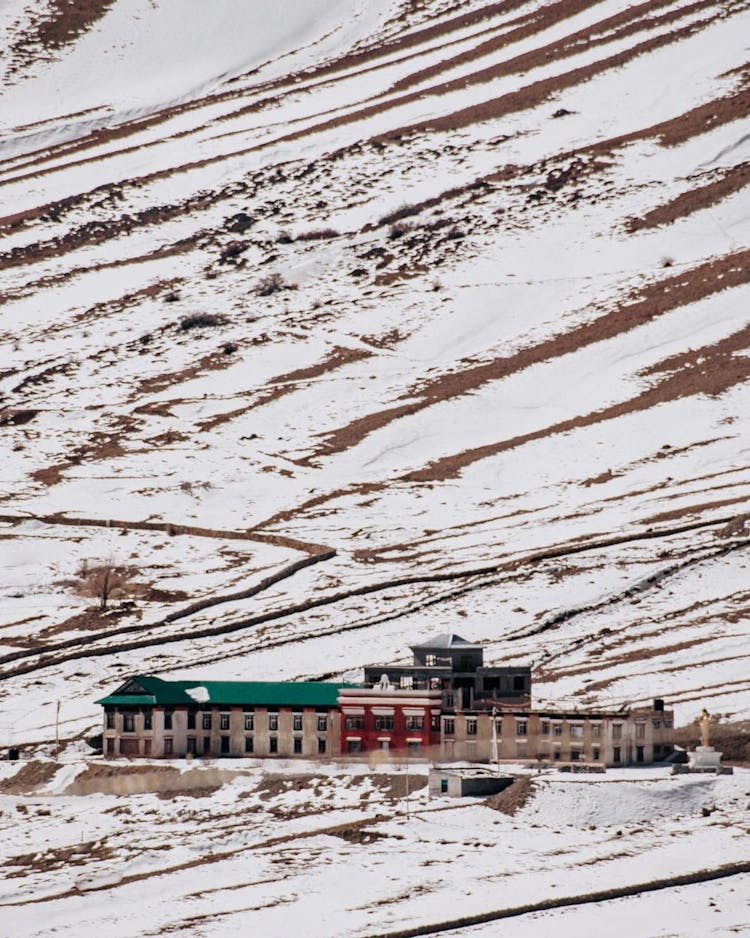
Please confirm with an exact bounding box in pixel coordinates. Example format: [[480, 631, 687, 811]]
[[1, 0, 749, 930]]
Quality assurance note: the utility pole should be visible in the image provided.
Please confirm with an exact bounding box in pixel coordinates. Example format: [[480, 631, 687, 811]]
[[405, 748, 410, 820], [491, 706, 499, 774]]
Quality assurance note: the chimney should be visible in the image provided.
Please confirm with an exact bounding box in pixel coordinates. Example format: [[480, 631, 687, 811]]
[[653, 698, 664, 711]]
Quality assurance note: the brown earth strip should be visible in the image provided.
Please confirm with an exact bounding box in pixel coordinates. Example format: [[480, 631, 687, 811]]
[[6, 0, 117, 78], [310, 247, 750, 466], [0, 0, 524, 177], [280, 3, 728, 145], [639, 494, 750, 526], [590, 76, 750, 151], [361, 860, 750, 938], [0, 813, 391, 908], [0, 185, 234, 272], [0, 514, 741, 681], [197, 346, 373, 432], [387, 0, 696, 103], [628, 162, 750, 230], [405, 314, 750, 482]]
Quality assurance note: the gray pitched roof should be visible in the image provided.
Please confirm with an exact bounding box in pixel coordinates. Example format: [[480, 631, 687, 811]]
[[411, 633, 480, 648]]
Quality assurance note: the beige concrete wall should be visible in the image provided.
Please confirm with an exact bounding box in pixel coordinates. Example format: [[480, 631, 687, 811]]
[[438, 709, 674, 766], [102, 705, 341, 759]]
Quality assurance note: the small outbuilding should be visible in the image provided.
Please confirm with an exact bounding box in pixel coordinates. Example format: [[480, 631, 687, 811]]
[[428, 766, 515, 798]]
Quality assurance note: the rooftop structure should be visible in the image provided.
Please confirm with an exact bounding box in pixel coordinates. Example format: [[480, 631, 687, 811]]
[[363, 632, 530, 710]]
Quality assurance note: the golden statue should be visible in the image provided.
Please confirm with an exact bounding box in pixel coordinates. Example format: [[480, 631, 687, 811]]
[[700, 708, 710, 748]]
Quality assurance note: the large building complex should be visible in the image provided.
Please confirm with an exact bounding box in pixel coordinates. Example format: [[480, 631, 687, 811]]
[[98, 634, 674, 766]]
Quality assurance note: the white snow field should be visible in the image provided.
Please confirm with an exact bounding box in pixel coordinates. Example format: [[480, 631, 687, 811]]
[[1, 0, 749, 933]]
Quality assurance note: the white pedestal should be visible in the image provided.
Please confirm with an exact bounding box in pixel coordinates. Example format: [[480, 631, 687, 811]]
[[688, 746, 722, 770]]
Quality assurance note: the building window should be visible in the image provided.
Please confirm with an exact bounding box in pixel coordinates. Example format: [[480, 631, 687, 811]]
[[202, 712, 212, 731], [553, 723, 562, 736], [570, 749, 581, 762], [495, 719, 503, 736], [143, 709, 153, 730], [187, 711, 196, 730], [375, 715, 394, 732], [293, 737, 302, 754], [245, 736, 254, 753], [163, 738, 173, 756], [443, 718, 455, 736], [592, 747, 600, 762], [220, 713, 230, 731], [317, 714, 328, 732], [553, 749, 561, 761], [269, 714, 279, 732], [345, 716, 364, 730], [663, 717, 673, 729], [407, 741, 421, 753], [318, 738, 326, 755], [516, 720, 527, 736], [425, 654, 436, 666], [591, 723, 601, 738], [652, 719, 662, 729], [105, 710, 115, 730], [636, 722, 646, 739], [269, 736, 278, 754], [106, 738, 115, 755], [541, 720, 549, 735], [187, 737, 196, 754], [612, 724, 623, 740], [513, 675, 526, 691], [516, 743, 527, 758], [164, 710, 173, 731], [466, 718, 477, 736], [570, 724, 583, 739], [123, 713, 135, 733], [244, 714, 254, 731], [293, 714, 303, 732], [400, 675, 413, 689], [347, 739, 362, 754], [405, 715, 424, 731], [613, 746, 622, 763], [636, 745, 644, 763], [203, 736, 210, 754], [220, 736, 230, 755], [431, 714, 440, 731], [443, 692, 455, 709]]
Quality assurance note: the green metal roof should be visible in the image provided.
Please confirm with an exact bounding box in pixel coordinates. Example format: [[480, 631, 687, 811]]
[[96, 675, 355, 708]]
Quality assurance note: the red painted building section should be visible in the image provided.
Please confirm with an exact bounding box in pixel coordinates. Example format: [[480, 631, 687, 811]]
[[339, 685, 442, 755]]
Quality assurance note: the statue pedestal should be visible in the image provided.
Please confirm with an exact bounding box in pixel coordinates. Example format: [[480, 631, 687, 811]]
[[688, 746, 722, 771]]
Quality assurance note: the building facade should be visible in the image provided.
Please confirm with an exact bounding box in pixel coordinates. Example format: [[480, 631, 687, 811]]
[[339, 684, 442, 755], [96, 636, 674, 767], [364, 633, 531, 710], [97, 676, 343, 759]]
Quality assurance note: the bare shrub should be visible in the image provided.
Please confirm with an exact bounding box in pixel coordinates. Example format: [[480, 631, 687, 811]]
[[76, 561, 134, 611], [178, 313, 228, 331], [388, 221, 413, 239], [295, 228, 340, 241], [661, 256, 675, 268], [380, 203, 419, 225], [277, 229, 294, 244], [256, 272, 296, 296], [219, 241, 248, 264]]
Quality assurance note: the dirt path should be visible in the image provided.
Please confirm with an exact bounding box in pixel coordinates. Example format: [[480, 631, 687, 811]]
[[0, 513, 742, 682], [362, 860, 750, 937]]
